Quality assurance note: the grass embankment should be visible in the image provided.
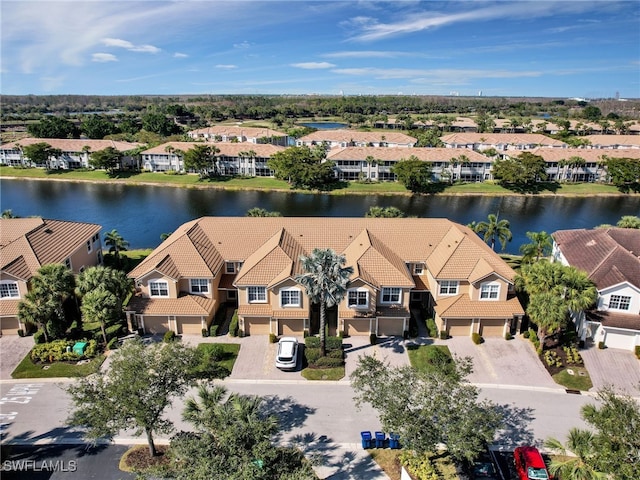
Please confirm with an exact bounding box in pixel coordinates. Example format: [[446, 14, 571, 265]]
[[0, 165, 628, 196], [11, 354, 105, 378]]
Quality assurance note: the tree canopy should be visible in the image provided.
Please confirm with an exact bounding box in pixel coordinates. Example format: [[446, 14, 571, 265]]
[[27, 116, 79, 139], [81, 115, 119, 139], [604, 157, 640, 190], [391, 156, 432, 193], [141, 111, 181, 136], [89, 147, 123, 173], [183, 144, 219, 178], [267, 145, 335, 190], [365, 206, 406, 218], [246, 208, 282, 217], [22, 142, 62, 170], [519, 231, 553, 263], [473, 213, 512, 251], [492, 152, 547, 187]]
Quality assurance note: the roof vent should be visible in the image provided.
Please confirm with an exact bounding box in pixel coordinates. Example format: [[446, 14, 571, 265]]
[[586, 240, 596, 247], [44, 228, 53, 234]]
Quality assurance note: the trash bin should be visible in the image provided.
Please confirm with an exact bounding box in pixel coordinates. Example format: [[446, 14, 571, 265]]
[[360, 431, 372, 449], [375, 431, 386, 448], [389, 433, 400, 449]]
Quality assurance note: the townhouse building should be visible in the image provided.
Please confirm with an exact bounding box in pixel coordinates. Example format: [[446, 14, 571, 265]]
[[0, 138, 142, 169], [187, 125, 288, 146], [297, 130, 417, 149], [440, 133, 568, 151], [552, 228, 640, 351], [126, 217, 523, 339], [0, 218, 103, 335]]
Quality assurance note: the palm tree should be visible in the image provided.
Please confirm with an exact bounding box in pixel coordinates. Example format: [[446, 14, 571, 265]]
[[2, 209, 16, 218], [560, 267, 597, 313], [18, 292, 57, 342], [81, 288, 119, 345], [526, 291, 567, 347], [365, 155, 378, 181], [295, 248, 354, 356], [544, 428, 606, 480], [519, 231, 553, 263], [104, 229, 129, 268], [617, 215, 640, 229], [474, 213, 512, 251], [76, 265, 134, 313]]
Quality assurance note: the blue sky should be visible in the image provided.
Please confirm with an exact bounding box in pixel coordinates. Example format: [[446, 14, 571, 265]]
[[2, 1, 639, 98]]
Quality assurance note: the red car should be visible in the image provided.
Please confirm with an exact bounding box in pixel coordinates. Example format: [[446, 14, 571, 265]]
[[514, 446, 550, 480]]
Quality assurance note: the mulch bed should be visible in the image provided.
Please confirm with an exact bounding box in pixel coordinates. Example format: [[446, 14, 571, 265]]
[[122, 444, 170, 472]]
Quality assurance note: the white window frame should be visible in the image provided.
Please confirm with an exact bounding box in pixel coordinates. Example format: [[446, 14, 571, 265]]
[[248, 286, 267, 303], [381, 287, 401, 304], [609, 294, 631, 311], [439, 280, 459, 296], [0, 281, 19, 299], [225, 262, 236, 274], [348, 288, 369, 308], [190, 279, 209, 294], [479, 282, 500, 300], [149, 280, 169, 297], [65, 258, 72, 270], [280, 288, 301, 308], [413, 263, 424, 275]]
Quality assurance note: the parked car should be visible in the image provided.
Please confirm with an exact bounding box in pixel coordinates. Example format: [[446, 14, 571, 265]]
[[514, 446, 550, 480], [275, 337, 299, 370], [472, 451, 499, 479]]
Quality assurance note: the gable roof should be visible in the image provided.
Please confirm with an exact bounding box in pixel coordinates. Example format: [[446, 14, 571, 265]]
[[140, 141, 285, 157], [298, 129, 417, 145], [552, 228, 640, 290], [440, 132, 567, 147], [188, 125, 286, 138], [326, 146, 489, 162], [0, 138, 141, 153]]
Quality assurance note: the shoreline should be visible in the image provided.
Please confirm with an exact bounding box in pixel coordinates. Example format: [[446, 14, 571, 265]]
[[1, 175, 635, 198]]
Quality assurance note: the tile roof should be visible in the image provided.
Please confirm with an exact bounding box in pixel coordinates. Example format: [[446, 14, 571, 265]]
[[586, 310, 640, 331], [127, 293, 215, 316], [0, 299, 21, 317], [298, 129, 417, 145], [326, 146, 489, 162], [583, 135, 640, 147], [238, 304, 273, 317], [141, 141, 285, 157], [188, 125, 286, 138], [0, 138, 141, 153], [440, 133, 567, 147], [524, 147, 640, 162], [434, 295, 524, 318], [553, 228, 640, 290]]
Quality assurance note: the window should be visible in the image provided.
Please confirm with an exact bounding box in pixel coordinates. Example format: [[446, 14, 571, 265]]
[[381, 287, 401, 304], [226, 262, 236, 274], [86, 240, 92, 253], [190, 279, 209, 294], [248, 286, 267, 303], [413, 263, 424, 275], [0, 282, 19, 298], [280, 289, 301, 307], [609, 295, 631, 311], [348, 290, 369, 308], [149, 280, 169, 297], [65, 258, 71, 270], [439, 280, 459, 295], [480, 282, 500, 300]]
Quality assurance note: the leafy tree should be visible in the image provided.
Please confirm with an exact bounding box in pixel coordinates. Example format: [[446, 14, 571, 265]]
[[141, 112, 181, 137], [391, 156, 431, 193], [81, 115, 118, 139], [267, 145, 335, 190], [27, 116, 79, 138], [168, 385, 315, 480], [76, 265, 133, 315], [474, 213, 512, 251], [492, 152, 547, 187], [89, 147, 123, 174], [22, 142, 62, 170], [67, 338, 197, 457], [246, 208, 282, 217], [519, 231, 552, 263], [18, 291, 57, 343], [605, 157, 640, 189], [351, 355, 502, 463], [365, 206, 406, 218], [104, 229, 129, 268], [544, 428, 606, 480], [295, 248, 353, 356], [581, 105, 602, 121], [80, 288, 119, 345], [2, 209, 17, 218], [617, 215, 640, 229], [183, 144, 219, 178]]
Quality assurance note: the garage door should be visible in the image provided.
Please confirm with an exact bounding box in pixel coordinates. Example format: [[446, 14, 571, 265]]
[[605, 329, 636, 350], [144, 316, 169, 334], [447, 319, 471, 336], [0, 317, 21, 336], [479, 319, 505, 337], [245, 317, 271, 335], [344, 319, 371, 336], [279, 319, 304, 336], [179, 318, 204, 335], [378, 318, 405, 337]]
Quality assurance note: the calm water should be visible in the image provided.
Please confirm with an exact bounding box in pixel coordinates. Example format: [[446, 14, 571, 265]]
[[1, 179, 638, 254], [299, 122, 348, 129]]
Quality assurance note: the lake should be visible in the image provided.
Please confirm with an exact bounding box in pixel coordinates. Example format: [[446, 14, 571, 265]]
[[299, 122, 348, 129], [1, 178, 638, 254]]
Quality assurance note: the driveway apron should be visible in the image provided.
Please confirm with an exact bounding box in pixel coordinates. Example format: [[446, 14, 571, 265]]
[[579, 342, 640, 396]]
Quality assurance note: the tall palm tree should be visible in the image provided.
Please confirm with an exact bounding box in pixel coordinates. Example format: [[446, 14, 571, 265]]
[[560, 267, 597, 313], [474, 213, 512, 251], [104, 229, 129, 268], [295, 248, 354, 356], [76, 265, 134, 313], [81, 288, 119, 345], [526, 291, 567, 347], [18, 292, 57, 342], [544, 428, 606, 480], [519, 231, 553, 263]]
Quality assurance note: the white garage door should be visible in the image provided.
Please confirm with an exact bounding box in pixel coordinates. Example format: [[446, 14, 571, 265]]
[[605, 329, 636, 350]]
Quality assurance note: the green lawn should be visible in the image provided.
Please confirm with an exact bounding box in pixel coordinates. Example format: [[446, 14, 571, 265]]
[[407, 344, 454, 374], [552, 367, 593, 391], [12, 353, 106, 378], [195, 343, 240, 373], [301, 366, 345, 380]]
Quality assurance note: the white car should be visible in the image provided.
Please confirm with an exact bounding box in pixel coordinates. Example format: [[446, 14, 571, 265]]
[[276, 337, 299, 370]]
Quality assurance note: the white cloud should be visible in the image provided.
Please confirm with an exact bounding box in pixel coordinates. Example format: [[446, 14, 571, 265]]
[[174, 52, 189, 58], [323, 50, 411, 59], [291, 62, 335, 69], [215, 64, 237, 70], [103, 38, 160, 53], [233, 41, 251, 49], [92, 53, 118, 63]]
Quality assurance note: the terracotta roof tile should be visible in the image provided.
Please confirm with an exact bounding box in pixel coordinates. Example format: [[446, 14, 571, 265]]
[[141, 141, 284, 157], [238, 304, 272, 316], [0, 138, 141, 152], [440, 132, 566, 147], [326, 146, 488, 162], [583, 135, 640, 147], [299, 129, 416, 145], [586, 310, 640, 330], [525, 147, 640, 162], [127, 293, 215, 316], [188, 125, 286, 138]]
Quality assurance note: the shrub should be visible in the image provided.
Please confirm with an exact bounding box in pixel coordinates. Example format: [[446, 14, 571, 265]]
[[472, 332, 483, 345], [426, 318, 438, 338], [399, 451, 439, 480], [229, 310, 239, 337], [328, 349, 344, 359], [17, 329, 25, 337], [369, 333, 377, 345], [164, 331, 176, 343], [598, 341, 606, 349], [338, 330, 345, 339], [522, 330, 530, 339], [636, 345, 640, 359], [30, 339, 99, 363], [303, 329, 309, 338], [304, 347, 321, 365], [83, 339, 98, 358], [439, 331, 448, 340], [207, 344, 225, 362], [201, 328, 208, 337], [209, 325, 218, 337], [326, 336, 343, 350], [305, 337, 320, 348], [505, 332, 513, 340], [107, 337, 118, 351], [314, 356, 344, 368], [33, 330, 46, 345], [269, 333, 278, 344], [528, 329, 539, 343]]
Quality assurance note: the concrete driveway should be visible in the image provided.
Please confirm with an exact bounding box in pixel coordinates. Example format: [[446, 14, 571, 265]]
[[441, 335, 563, 391], [0, 335, 34, 380], [579, 342, 640, 396]]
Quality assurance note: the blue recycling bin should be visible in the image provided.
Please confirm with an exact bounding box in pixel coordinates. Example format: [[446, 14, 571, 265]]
[[375, 431, 386, 448], [389, 433, 400, 449], [360, 431, 372, 449]]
